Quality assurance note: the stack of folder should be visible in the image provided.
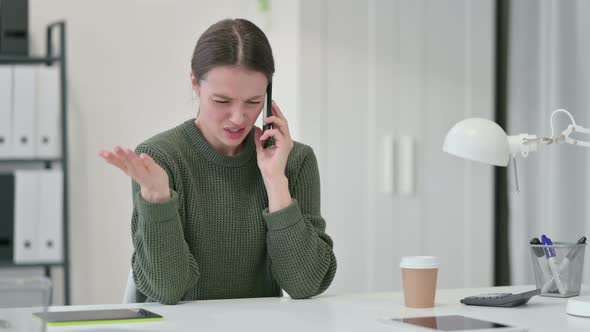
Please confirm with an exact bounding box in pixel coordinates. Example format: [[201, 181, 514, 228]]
[[0, 64, 61, 159], [0, 63, 64, 265], [0, 170, 64, 264]]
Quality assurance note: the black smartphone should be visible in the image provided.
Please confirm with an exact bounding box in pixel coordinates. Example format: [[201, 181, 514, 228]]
[[262, 82, 275, 148]]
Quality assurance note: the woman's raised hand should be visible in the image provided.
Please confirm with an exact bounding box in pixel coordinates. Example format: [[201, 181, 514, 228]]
[[254, 101, 294, 181], [98, 146, 171, 203], [254, 101, 294, 212]]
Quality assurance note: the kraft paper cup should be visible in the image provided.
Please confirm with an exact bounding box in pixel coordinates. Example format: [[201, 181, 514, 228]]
[[400, 256, 439, 308]]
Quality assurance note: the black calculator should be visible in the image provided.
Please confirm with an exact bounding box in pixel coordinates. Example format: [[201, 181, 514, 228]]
[[460, 289, 541, 307]]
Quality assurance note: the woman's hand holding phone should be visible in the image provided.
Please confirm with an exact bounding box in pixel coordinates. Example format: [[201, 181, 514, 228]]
[[255, 100, 294, 212], [98, 147, 171, 203]]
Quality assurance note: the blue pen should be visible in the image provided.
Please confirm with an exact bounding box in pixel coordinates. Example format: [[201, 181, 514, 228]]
[[541, 235, 556, 256], [531, 237, 554, 290], [541, 235, 567, 294]]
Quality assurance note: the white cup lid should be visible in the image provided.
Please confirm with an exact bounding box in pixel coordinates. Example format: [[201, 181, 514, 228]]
[[400, 256, 439, 269]]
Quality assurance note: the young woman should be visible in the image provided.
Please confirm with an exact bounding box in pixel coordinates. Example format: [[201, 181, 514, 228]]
[[99, 18, 336, 304]]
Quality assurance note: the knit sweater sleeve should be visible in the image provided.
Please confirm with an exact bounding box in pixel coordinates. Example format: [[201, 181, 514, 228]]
[[262, 146, 337, 299], [130, 143, 200, 304]]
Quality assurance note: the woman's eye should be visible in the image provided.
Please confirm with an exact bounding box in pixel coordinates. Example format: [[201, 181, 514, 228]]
[[247, 101, 262, 105], [214, 100, 229, 104]]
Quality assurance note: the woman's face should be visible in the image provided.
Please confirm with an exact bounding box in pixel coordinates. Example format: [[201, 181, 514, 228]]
[[192, 65, 267, 156]]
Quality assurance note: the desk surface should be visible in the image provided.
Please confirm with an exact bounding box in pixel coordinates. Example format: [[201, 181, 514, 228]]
[[8, 285, 590, 331]]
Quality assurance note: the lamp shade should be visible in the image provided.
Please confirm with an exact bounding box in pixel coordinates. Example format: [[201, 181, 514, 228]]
[[443, 118, 510, 166]]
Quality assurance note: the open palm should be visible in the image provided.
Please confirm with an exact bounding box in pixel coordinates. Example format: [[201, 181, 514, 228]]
[[98, 146, 170, 203]]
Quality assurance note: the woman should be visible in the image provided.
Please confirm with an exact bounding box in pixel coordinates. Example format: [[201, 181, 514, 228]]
[[98, 18, 337, 304]]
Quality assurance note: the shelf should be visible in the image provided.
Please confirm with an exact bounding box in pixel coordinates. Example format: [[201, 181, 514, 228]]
[[0, 261, 64, 268], [0, 158, 62, 163], [0, 21, 71, 304], [0, 56, 62, 65]]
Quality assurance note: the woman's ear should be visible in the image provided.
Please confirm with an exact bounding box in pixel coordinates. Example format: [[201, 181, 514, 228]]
[[190, 70, 200, 98]]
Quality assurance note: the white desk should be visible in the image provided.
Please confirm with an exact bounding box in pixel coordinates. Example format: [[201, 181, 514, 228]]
[[7, 285, 590, 331]]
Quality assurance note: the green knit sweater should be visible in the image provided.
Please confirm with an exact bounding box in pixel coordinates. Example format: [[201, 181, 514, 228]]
[[130, 119, 337, 304]]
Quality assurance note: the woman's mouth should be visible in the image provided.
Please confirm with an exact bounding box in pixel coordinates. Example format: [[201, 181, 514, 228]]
[[224, 127, 245, 139]]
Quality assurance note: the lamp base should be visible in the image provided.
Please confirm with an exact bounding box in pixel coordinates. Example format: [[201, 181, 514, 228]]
[[566, 296, 590, 317]]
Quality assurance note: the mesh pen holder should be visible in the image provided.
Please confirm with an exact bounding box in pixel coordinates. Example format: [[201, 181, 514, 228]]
[[0, 276, 51, 332], [530, 242, 586, 297]]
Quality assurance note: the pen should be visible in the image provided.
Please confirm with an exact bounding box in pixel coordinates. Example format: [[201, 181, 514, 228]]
[[541, 235, 567, 295], [531, 237, 554, 291], [541, 236, 586, 293], [560, 236, 586, 270]]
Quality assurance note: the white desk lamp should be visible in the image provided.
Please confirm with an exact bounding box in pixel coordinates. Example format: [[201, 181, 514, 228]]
[[443, 109, 590, 191], [442, 109, 590, 317]]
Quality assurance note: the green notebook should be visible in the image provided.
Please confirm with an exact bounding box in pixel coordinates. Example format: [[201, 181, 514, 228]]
[[34, 308, 163, 326]]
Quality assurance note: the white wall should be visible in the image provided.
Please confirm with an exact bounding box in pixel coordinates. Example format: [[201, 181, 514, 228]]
[[29, 0, 300, 305], [298, 0, 494, 294]]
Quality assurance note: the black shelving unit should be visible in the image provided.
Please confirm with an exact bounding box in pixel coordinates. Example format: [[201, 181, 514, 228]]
[[0, 21, 70, 305]]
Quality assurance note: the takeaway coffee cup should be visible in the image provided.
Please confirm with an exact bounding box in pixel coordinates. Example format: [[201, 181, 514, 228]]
[[400, 256, 439, 308]]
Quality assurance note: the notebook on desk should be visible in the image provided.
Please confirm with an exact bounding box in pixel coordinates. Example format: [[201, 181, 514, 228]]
[[33, 308, 163, 326]]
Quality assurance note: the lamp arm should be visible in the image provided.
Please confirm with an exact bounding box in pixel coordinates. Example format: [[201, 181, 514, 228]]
[[560, 124, 590, 147], [510, 110, 590, 157], [550, 109, 577, 137], [547, 108, 590, 147]]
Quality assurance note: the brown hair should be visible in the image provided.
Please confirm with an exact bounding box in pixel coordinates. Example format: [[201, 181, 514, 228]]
[[191, 19, 275, 85]]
